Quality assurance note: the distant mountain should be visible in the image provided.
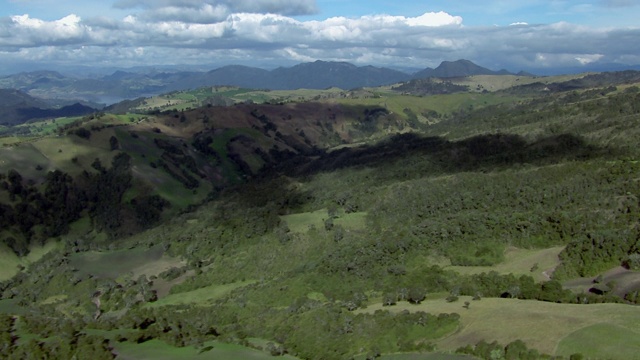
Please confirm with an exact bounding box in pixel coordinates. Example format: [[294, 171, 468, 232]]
[[271, 61, 411, 89], [0, 60, 525, 104], [0, 88, 96, 126], [0, 70, 71, 90], [165, 65, 272, 91], [413, 59, 517, 78], [0, 89, 49, 109]]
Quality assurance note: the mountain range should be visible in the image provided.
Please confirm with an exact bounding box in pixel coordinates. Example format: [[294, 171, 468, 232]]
[[0, 59, 523, 106]]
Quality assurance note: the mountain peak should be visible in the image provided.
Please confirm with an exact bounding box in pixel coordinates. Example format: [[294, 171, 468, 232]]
[[413, 59, 515, 79]]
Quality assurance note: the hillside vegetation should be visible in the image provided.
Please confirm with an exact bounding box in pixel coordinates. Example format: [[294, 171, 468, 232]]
[[0, 71, 639, 359]]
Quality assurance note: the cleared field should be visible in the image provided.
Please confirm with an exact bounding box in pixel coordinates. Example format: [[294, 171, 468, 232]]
[[147, 280, 256, 307], [555, 323, 640, 359], [0, 240, 60, 281], [451, 74, 587, 92], [29, 135, 115, 175], [356, 353, 476, 360], [114, 339, 300, 360], [445, 246, 564, 282], [0, 143, 52, 178], [335, 92, 518, 120], [69, 245, 183, 279], [361, 297, 640, 359], [0, 299, 26, 315]]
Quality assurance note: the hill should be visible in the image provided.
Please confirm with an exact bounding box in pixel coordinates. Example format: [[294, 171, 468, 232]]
[[0, 89, 96, 126], [413, 59, 516, 78], [0, 60, 519, 104], [0, 71, 639, 359]]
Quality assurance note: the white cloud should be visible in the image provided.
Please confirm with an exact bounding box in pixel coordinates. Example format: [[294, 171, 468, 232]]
[[113, 0, 318, 23], [5, 14, 88, 45], [0, 6, 639, 74], [575, 54, 604, 65]]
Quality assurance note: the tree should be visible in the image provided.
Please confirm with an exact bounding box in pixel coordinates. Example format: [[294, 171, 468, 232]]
[[382, 293, 397, 306], [74, 127, 91, 139], [109, 136, 120, 151], [505, 339, 527, 360], [408, 287, 426, 304]]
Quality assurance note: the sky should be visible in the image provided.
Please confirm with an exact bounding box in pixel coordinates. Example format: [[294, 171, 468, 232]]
[[1, 0, 639, 75]]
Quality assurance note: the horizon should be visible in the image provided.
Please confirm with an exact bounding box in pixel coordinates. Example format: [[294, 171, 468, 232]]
[[4, 58, 640, 80], [1, 1, 640, 75]]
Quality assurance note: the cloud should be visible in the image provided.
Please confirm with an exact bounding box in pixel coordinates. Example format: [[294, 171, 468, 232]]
[[113, 0, 318, 23], [2, 14, 89, 46], [0, 7, 639, 74]]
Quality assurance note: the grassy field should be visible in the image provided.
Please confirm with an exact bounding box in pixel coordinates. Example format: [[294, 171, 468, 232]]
[[555, 323, 640, 359], [443, 246, 564, 282], [147, 280, 257, 307], [361, 297, 640, 359], [355, 353, 476, 360], [69, 245, 182, 279], [335, 92, 519, 120], [450, 74, 587, 92], [114, 339, 300, 360], [0, 240, 60, 281], [282, 209, 368, 233]]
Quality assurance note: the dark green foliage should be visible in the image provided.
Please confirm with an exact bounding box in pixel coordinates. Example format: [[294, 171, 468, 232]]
[[556, 227, 639, 278], [0, 316, 115, 359], [457, 339, 546, 360], [152, 137, 203, 189], [261, 306, 456, 359], [408, 287, 426, 304], [74, 127, 92, 139], [622, 253, 640, 270], [85, 153, 133, 235], [42, 170, 85, 236], [109, 135, 119, 150], [131, 195, 169, 228]]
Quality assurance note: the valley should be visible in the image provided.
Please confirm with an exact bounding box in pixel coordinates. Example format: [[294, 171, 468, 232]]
[[0, 66, 639, 359]]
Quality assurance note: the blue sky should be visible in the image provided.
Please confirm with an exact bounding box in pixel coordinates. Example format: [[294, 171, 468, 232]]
[[0, 0, 639, 74]]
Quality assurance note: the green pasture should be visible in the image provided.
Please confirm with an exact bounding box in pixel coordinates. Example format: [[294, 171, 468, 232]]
[[356, 353, 476, 360], [69, 245, 178, 279], [0, 142, 52, 178], [0, 299, 26, 315], [555, 323, 640, 359], [443, 246, 564, 282], [0, 136, 25, 146], [148, 280, 256, 307], [13, 116, 83, 136], [361, 297, 640, 359], [29, 135, 116, 175], [452, 74, 584, 92], [335, 92, 519, 120], [233, 88, 344, 103], [0, 240, 60, 281], [114, 339, 300, 360]]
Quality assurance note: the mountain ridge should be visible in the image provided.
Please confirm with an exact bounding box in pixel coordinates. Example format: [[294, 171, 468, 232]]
[[0, 59, 521, 104]]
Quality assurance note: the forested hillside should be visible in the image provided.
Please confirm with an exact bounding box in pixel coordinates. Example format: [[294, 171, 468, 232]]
[[0, 72, 639, 359]]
